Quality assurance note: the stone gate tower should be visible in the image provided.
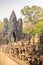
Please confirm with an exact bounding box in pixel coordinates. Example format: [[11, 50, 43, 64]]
[[3, 10, 23, 43], [9, 10, 18, 42]]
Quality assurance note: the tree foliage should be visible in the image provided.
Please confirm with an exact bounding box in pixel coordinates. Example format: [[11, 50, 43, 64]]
[[30, 21, 43, 35], [21, 5, 42, 22], [34, 10, 43, 23]]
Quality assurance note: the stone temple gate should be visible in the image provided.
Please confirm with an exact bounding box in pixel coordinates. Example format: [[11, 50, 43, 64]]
[[3, 10, 23, 43], [2, 10, 43, 44]]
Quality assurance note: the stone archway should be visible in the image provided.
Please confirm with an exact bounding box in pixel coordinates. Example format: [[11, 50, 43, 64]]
[[13, 31, 16, 42]]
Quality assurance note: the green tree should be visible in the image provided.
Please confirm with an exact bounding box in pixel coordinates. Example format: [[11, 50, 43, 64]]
[[21, 5, 42, 22], [30, 21, 43, 35], [34, 10, 43, 23]]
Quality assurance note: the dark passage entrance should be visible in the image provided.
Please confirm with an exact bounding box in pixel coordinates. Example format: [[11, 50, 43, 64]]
[[13, 31, 16, 42]]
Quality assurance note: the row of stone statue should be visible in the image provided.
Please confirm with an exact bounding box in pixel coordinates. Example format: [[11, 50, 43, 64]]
[[2, 38, 43, 65]]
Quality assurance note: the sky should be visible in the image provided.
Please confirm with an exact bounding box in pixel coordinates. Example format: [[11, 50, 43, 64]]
[[0, 0, 43, 21]]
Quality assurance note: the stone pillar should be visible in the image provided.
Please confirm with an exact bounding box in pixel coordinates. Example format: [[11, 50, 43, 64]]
[[17, 18, 23, 40], [3, 18, 9, 44], [3, 18, 9, 35]]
